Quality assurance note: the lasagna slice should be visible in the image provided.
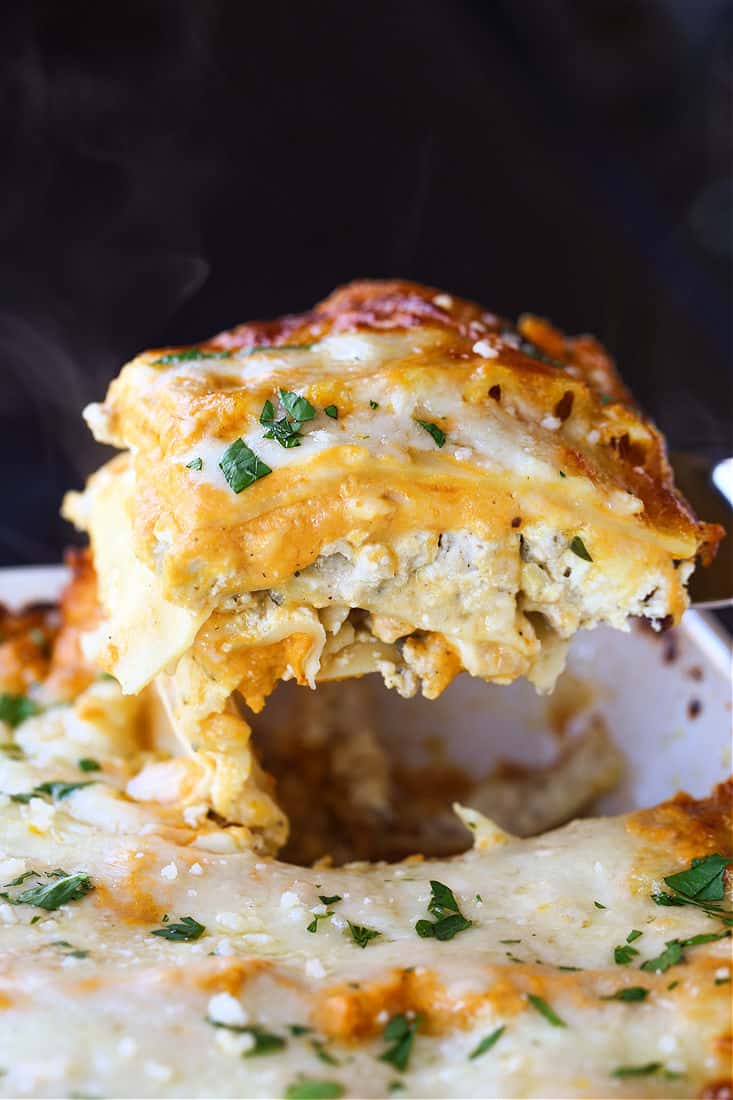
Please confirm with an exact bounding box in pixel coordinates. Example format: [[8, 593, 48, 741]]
[[64, 281, 721, 737]]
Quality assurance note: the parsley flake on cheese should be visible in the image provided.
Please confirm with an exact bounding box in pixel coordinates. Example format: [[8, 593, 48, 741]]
[[285, 1078, 344, 1099], [3, 871, 94, 910], [0, 693, 40, 728], [415, 419, 446, 448], [346, 921, 381, 949], [151, 916, 205, 942], [378, 1013, 423, 1073], [525, 994, 566, 1027], [601, 987, 649, 1002], [154, 348, 232, 365], [415, 880, 472, 941], [614, 944, 639, 965], [569, 536, 593, 561], [469, 1026, 506, 1059], [78, 758, 101, 772], [219, 439, 272, 493]]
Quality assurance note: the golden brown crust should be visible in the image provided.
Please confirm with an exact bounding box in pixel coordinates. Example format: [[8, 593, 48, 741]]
[[626, 779, 733, 863]]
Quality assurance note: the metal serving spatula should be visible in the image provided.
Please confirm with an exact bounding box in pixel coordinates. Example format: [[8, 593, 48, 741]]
[[673, 454, 732, 610]]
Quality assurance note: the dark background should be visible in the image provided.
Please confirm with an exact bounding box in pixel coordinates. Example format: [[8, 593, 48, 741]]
[[1, 0, 731, 567]]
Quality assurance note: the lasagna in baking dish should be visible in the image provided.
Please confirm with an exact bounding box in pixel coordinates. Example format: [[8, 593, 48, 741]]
[[0, 586, 731, 1098], [63, 282, 721, 765]]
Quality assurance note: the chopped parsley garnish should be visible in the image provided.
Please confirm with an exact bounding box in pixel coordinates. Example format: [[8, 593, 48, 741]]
[[52, 940, 89, 959], [715, 975, 731, 985], [0, 693, 40, 728], [626, 929, 643, 943], [640, 939, 683, 973], [288, 1025, 312, 1036], [347, 921, 381, 949], [263, 417, 303, 448], [151, 916, 205, 942], [593, 901, 607, 910], [34, 780, 94, 801], [378, 1013, 423, 1073], [664, 853, 732, 904], [499, 939, 521, 944], [369, 400, 379, 409], [415, 880, 473, 941], [324, 405, 338, 419], [247, 344, 314, 356], [206, 1017, 287, 1055], [307, 911, 332, 934], [311, 1039, 339, 1066], [569, 536, 592, 561], [469, 1025, 505, 1059], [612, 1062, 662, 1078], [78, 758, 101, 772], [601, 986, 649, 1002], [280, 389, 316, 424], [186, 456, 203, 471], [415, 419, 446, 448], [154, 348, 232, 364], [244, 1027, 287, 1056], [651, 892, 687, 908], [308, 896, 341, 933], [614, 944, 639, 965], [559, 469, 567, 477], [3, 871, 94, 910], [260, 390, 316, 448], [285, 1078, 344, 1100], [525, 994, 566, 1027], [681, 929, 731, 947], [219, 439, 272, 493]]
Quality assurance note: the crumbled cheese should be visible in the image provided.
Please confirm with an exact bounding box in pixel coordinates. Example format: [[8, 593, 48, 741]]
[[306, 957, 326, 979], [117, 1037, 138, 1059], [189, 862, 203, 876], [280, 890, 300, 910], [433, 294, 453, 310], [0, 857, 28, 882], [240, 932, 274, 948], [215, 911, 249, 933], [213, 938, 233, 956], [23, 797, 55, 833], [216, 1029, 255, 1056], [310, 904, 328, 917], [144, 1061, 173, 1082], [160, 862, 178, 881], [472, 338, 498, 359], [207, 992, 248, 1028], [0, 903, 18, 925], [715, 967, 730, 981], [541, 416, 562, 431], [587, 429, 600, 444]]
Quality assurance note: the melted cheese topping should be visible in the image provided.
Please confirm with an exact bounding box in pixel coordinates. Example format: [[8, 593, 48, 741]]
[[0, 748, 730, 1098]]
